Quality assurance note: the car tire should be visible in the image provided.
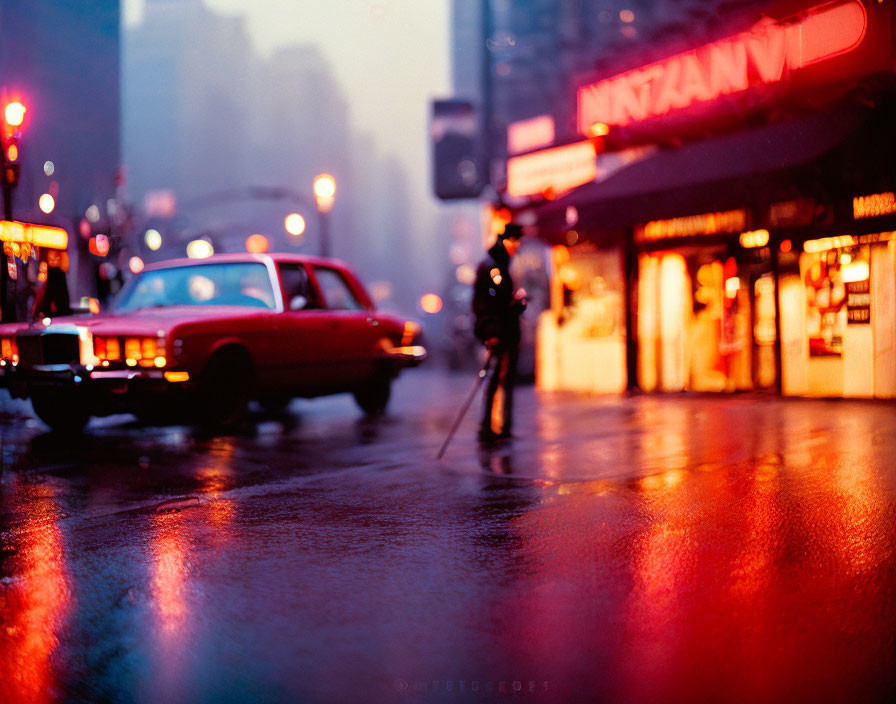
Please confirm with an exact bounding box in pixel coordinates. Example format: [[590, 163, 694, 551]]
[[30, 390, 90, 433], [258, 395, 292, 414], [135, 405, 170, 427], [353, 372, 391, 416], [196, 349, 252, 432]]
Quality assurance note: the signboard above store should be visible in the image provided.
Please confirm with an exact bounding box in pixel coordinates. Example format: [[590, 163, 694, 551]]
[[507, 115, 555, 156], [0, 220, 68, 250], [636, 209, 748, 242], [506, 140, 597, 199], [853, 191, 896, 219], [578, 0, 871, 136]]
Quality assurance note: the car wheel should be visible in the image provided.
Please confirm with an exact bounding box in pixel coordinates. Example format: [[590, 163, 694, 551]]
[[258, 395, 292, 414], [353, 372, 391, 416], [30, 390, 90, 433], [135, 405, 170, 427], [196, 350, 252, 431]]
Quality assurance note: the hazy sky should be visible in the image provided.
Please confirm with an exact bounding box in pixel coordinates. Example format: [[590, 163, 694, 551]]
[[124, 0, 451, 204]]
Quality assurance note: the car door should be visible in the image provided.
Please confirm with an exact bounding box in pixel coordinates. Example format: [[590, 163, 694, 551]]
[[307, 264, 380, 388], [272, 262, 344, 393]]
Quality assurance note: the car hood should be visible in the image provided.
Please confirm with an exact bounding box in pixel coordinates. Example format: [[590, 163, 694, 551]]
[[15, 306, 271, 336]]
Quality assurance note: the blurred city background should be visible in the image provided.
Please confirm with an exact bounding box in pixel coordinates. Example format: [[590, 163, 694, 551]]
[[2, 0, 895, 397]]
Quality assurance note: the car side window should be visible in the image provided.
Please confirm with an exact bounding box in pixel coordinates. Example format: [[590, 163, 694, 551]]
[[312, 267, 363, 311], [278, 264, 317, 310]]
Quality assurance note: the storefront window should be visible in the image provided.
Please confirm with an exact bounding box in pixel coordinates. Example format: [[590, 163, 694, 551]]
[[638, 248, 770, 393], [803, 251, 848, 358], [537, 244, 627, 393], [781, 237, 880, 397]]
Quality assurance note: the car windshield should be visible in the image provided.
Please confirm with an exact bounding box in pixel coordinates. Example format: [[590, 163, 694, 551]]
[[112, 262, 277, 312]]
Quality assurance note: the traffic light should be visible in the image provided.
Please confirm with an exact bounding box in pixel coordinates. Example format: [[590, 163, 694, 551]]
[[3, 101, 26, 129], [431, 99, 485, 200], [2, 100, 26, 188], [2, 133, 21, 186]]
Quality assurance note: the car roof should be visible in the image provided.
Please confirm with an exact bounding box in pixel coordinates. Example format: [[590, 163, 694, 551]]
[[143, 252, 353, 273]]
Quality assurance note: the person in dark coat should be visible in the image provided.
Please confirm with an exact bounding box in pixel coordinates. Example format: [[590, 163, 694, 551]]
[[472, 223, 526, 441]]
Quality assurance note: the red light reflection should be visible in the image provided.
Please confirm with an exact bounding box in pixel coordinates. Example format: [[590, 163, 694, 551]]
[[0, 482, 72, 704]]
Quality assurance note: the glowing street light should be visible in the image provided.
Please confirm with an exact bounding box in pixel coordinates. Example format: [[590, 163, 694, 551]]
[[313, 173, 336, 257], [38, 193, 55, 214], [313, 173, 336, 211], [284, 212, 306, 237], [144, 229, 162, 251], [186, 239, 214, 259]]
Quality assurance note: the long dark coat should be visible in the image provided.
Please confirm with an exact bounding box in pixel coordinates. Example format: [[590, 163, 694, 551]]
[[472, 240, 521, 346]]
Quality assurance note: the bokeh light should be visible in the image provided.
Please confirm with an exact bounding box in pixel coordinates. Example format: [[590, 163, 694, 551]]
[[284, 213, 306, 236], [38, 194, 55, 214], [145, 229, 162, 251], [246, 233, 269, 253], [420, 293, 443, 314], [89, 234, 110, 257], [186, 239, 214, 259], [4, 101, 26, 127]]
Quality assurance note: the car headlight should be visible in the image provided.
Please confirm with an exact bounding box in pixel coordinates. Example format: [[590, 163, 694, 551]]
[[95, 335, 166, 367]]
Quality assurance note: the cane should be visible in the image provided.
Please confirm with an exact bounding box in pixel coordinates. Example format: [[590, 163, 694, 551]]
[[436, 350, 494, 460]]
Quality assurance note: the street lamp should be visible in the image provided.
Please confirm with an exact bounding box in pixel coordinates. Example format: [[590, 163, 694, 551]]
[[284, 212, 306, 238], [313, 173, 336, 257]]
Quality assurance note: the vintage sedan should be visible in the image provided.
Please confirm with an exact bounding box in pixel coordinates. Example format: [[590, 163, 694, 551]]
[[0, 253, 427, 432]]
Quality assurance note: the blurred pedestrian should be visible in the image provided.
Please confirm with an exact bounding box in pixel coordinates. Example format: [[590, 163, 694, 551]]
[[31, 265, 71, 320], [472, 223, 526, 441]]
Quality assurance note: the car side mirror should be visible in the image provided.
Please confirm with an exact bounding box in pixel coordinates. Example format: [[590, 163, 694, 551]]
[[289, 295, 308, 311]]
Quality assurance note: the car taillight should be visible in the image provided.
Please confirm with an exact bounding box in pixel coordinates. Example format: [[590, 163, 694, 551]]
[[0, 337, 18, 365]]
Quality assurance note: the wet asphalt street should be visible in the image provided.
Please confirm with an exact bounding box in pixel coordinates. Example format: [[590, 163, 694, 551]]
[[1, 368, 896, 704]]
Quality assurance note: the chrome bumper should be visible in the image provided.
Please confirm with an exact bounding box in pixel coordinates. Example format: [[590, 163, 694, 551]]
[[379, 345, 428, 367]]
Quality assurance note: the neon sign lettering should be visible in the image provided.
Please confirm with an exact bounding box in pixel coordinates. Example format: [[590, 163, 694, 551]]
[[578, 0, 867, 133]]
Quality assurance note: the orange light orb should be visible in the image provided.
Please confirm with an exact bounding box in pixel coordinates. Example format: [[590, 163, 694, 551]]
[[420, 293, 443, 314], [246, 233, 269, 253]]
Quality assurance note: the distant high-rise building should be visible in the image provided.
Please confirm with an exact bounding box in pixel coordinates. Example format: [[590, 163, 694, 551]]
[[450, 0, 775, 181], [123, 0, 364, 260], [0, 0, 121, 305], [124, 0, 255, 208], [0, 0, 121, 222]]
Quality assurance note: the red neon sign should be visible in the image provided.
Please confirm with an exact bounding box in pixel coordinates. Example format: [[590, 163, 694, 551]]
[[578, 0, 867, 133]]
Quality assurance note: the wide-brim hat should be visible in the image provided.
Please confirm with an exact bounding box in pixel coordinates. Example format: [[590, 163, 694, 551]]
[[500, 223, 523, 240]]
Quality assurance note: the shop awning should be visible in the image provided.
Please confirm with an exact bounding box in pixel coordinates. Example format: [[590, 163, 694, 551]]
[[534, 102, 877, 238]]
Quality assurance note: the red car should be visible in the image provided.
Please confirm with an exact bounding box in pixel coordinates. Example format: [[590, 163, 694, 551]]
[[0, 253, 427, 432]]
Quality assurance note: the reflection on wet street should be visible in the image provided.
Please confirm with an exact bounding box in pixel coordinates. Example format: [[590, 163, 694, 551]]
[[2, 370, 896, 703]]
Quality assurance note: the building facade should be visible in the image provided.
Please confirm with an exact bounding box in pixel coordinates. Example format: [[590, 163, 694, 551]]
[[462, 0, 896, 399], [0, 0, 121, 313]]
